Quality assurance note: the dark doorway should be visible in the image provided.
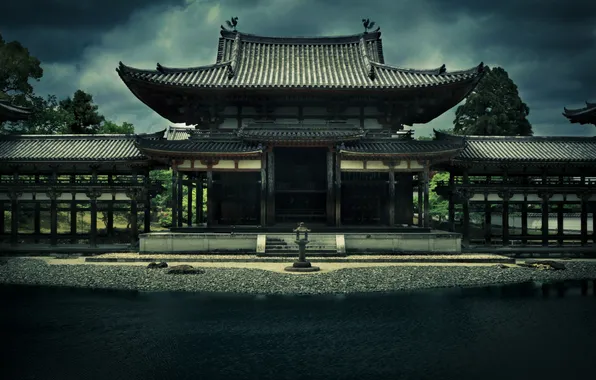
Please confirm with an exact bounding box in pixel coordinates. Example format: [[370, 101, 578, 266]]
[[274, 147, 327, 224]]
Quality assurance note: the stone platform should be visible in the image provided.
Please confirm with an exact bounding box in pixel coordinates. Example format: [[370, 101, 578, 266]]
[[139, 230, 461, 255]]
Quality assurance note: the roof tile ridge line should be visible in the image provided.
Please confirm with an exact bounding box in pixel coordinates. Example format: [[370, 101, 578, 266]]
[[370, 61, 447, 75], [156, 61, 232, 74], [359, 37, 375, 80], [227, 33, 242, 79]]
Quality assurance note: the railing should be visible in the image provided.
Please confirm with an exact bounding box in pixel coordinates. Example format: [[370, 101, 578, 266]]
[[436, 178, 596, 187], [0, 177, 163, 187]]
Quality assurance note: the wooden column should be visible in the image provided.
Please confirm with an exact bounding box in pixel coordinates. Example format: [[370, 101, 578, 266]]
[[448, 173, 455, 231], [187, 175, 193, 227], [388, 167, 395, 226], [484, 201, 492, 246], [592, 202, 596, 244], [144, 192, 151, 234], [206, 170, 214, 227], [266, 150, 275, 225], [501, 192, 510, 246], [49, 192, 58, 246], [462, 191, 470, 248], [417, 177, 423, 227], [423, 165, 430, 228], [10, 191, 19, 246], [171, 170, 178, 227], [130, 196, 138, 246], [34, 199, 41, 243], [334, 152, 341, 226], [521, 197, 528, 245], [196, 173, 204, 225], [177, 171, 183, 227], [260, 155, 267, 226], [0, 202, 4, 235], [89, 193, 98, 248], [540, 192, 550, 247], [107, 197, 114, 238], [580, 193, 588, 246], [326, 150, 334, 226], [557, 202, 564, 245]]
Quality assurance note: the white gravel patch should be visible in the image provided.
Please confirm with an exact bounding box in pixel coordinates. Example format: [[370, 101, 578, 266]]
[[1, 258, 596, 295]]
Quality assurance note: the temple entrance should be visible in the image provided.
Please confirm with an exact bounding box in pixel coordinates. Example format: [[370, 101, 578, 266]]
[[274, 147, 327, 224]]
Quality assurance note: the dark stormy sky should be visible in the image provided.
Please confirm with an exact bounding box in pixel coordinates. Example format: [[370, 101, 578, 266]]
[[2, 0, 595, 136]]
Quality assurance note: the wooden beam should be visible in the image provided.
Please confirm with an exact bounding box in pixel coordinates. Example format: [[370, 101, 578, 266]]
[[388, 167, 395, 226], [206, 170, 214, 227], [326, 150, 334, 226], [266, 151, 275, 225], [260, 155, 267, 226], [334, 152, 342, 226]]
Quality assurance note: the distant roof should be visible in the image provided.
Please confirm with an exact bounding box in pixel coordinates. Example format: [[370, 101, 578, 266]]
[[118, 29, 484, 91], [434, 130, 596, 163], [165, 125, 193, 140], [237, 123, 365, 144], [563, 101, 596, 125], [0, 99, 32, 122], [0, 131, 163, 162]]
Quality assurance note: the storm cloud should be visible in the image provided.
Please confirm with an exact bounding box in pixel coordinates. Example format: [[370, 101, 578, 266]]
[[2, 0, 595, 135]]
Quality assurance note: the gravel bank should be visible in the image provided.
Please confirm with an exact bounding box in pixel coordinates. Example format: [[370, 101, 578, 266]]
[[1, 258, 596, 295]]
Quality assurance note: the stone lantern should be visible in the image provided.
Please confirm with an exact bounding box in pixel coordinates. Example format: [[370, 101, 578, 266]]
[[284, 222, 320, 272]]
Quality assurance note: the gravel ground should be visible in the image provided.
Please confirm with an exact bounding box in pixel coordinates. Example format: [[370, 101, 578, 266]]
[[1, 258, 596, 295]]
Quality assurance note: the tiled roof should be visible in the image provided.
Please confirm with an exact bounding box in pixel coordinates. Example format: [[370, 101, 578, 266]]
[[118, 30, 484, 90], [0, 99, 32, 122], [455, 135, 596, 163], [0, 132, 162, 162], [563, 101, 596, 125], [165, 125, 193, 140], [237, 123, 365, 142], [136, 136, 263, 155], [340, 139, 464, 155]]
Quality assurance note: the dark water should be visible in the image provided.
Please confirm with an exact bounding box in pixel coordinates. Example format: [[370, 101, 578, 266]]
[[2, 283, 595, 380]]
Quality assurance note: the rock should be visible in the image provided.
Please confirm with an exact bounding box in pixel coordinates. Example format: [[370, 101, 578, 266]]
[[495, 263, 508, 269], [147, 262, 168, 269], [167, 265, 205, 275], [0, 258, 8, 265], [519, 260, 566, 270]]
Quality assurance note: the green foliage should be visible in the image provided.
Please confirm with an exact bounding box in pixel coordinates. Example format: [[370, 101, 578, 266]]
[[59, 90, 105, 134], [97, 120, 134, 134], [413, 171, 450, 222], [0, 33, 43, 101], [3, 94, 75, 134], [453, 66, 532, 136]]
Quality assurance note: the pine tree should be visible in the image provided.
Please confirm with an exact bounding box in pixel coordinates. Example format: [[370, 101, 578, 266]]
[[59, 90, 105, 134], [453, 66, 532, 136]]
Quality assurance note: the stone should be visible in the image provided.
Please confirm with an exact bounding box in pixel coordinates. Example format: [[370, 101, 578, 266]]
[[495, 263, 508, 269], [147, 262, 168, 269], [519, 260, 566, 270], [0, 258, 8, 265], [167, 265, 205, 274]]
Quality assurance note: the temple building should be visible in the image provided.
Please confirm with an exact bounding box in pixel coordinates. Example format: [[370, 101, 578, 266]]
[[117, 23, 485, 229], [0, 99, 31, 123], [0, 21, 594, 255], [563, 101, 596, 126]]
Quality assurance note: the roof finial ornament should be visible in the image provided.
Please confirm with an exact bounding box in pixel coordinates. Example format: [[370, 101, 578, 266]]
[[362, 18, 380, 34], [221, 17, 239, 32]]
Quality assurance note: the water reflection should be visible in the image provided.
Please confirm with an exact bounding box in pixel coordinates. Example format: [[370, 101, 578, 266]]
[[1, 281, 595, 380]]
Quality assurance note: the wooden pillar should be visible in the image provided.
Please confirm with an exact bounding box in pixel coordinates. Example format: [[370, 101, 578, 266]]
[[388, 167, 395, 226], [70, 194, 77, 243], [484, 201, 492, 246], [521, 199, 528, 245], [423, 165, 430, 228], [89, 193, 98, 248], [502, 193, 510, 246], [417, 176, 423, 227], [187, 174, 193, 227], [34, 199, 41, 244], [326, 150, 334, 226], [130, 195, 138, 246], [260, 155, 267, 226], [177, 171, 183, 227], [107, 198, 114, 238], [206, 170, 214, 227], [266, 150, 275, 225], [10, 191, 18, 246], [334, 152, 341, 226], [171, 170, 178, 228], [448, 173, 455, 231], [592, 202, 596, 244], [144, 185, 151, 234], [0, 202, 4, 235], [557, 202, 564, 245], [580, 194, 588, 246], [196, 173, 204, 225], [540, 192, 550, 247], [462, 193, 470, 248], [49, 192, 58, 246]]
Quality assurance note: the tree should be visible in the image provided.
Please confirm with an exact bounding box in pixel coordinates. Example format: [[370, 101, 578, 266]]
[[413, 171, 450, 224], [453, 66, 532, 136], [3, 94, 75, 135], [0, 34, 43, 104], [59, 90, 105, 134], [97, 120, 134, 134]]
